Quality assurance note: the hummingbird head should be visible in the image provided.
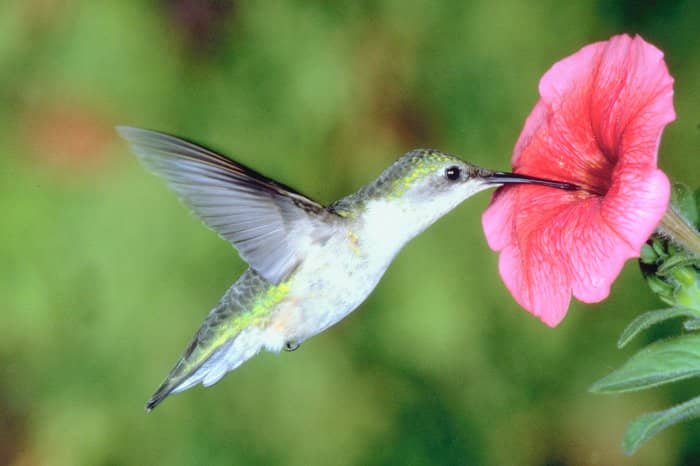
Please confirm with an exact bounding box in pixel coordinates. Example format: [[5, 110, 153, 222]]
[[341, 149, 576, 247], [372, 148, 575, 208]]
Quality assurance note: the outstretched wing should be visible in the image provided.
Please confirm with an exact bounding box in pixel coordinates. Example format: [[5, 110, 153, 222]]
[[117, 127, 334, 284]]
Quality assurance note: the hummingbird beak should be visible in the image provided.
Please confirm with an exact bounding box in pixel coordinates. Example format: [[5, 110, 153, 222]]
[[484, 171, 579, 191]]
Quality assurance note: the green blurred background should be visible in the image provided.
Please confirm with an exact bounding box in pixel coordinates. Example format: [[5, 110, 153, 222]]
[[1, 1, 699, 465]]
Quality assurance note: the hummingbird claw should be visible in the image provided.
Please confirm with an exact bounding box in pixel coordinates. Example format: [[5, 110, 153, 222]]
[[284, 341, 300, 352]]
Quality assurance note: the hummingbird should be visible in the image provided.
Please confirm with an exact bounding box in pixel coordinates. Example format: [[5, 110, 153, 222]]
[[117, 127, 577, 411]]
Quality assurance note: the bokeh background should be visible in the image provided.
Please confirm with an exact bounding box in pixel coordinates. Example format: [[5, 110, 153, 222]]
[[1, 1, 699, 465]]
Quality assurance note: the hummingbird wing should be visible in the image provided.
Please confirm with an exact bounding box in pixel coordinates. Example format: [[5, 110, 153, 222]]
[[117, 127, 335, 284]]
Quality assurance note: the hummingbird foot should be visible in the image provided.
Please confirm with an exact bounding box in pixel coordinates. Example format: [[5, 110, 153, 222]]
[[284, 341, 301, 352]]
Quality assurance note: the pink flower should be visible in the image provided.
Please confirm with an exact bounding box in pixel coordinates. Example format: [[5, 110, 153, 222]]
[[482, 34, 675, 327]]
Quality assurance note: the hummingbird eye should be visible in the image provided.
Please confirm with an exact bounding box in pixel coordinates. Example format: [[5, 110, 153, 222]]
[[444, 166, 461, 181]]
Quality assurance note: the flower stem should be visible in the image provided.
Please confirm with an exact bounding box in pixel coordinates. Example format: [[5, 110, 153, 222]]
[[658, 207, 700, 257]]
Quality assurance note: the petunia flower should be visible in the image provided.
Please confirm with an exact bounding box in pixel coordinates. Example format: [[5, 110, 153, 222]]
[[482, 34, 675, 327]]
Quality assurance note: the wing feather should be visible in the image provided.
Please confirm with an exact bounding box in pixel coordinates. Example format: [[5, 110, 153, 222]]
[[117, 126, 335, 283]]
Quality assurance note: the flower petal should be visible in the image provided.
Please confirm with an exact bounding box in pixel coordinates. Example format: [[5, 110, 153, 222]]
[[497, 240, 573, 327], [590, 35, 675, 165], [482, 34, 675, 326], [484, 188, 583, 326], [602, 168, 671, 258]]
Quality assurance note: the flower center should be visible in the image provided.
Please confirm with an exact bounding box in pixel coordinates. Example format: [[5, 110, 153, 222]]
[[580, 158, 614, 196]]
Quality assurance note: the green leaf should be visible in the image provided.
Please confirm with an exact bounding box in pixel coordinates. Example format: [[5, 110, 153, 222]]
[[617, 307, 699, 348], [623, 395, 700, 455], [651, 238, 668, 259], [640, 243, 659, 265], [590, 334, 700, 393], [643, 274, 675, 304], [657, 255, 700, 275]]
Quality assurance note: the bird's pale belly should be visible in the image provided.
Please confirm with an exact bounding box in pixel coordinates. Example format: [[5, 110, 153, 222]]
[[264, 233, 393, 348]]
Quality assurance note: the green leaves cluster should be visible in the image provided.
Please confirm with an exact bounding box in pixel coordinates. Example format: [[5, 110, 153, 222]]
[[590, 184, 700, 455]]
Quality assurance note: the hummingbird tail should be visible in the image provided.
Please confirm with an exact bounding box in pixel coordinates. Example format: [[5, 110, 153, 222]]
[[144, 270, 287, 411], [146, 338, 232, 413], [144, 327, 269, 412], [145, 384, 172, 412]]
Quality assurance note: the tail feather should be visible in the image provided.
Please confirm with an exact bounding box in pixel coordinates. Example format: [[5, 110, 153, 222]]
[[143, 269, 281, 411], [144, 327, 267, 411], [145, 339, 234, 412], [145, 385, 171, 412]]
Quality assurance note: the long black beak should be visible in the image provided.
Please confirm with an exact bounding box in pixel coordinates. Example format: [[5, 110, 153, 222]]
[[485, 171, 579, 191]]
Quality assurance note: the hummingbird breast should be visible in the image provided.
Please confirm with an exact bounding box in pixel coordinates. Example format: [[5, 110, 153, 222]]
[[267, 216, 400, 345]]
